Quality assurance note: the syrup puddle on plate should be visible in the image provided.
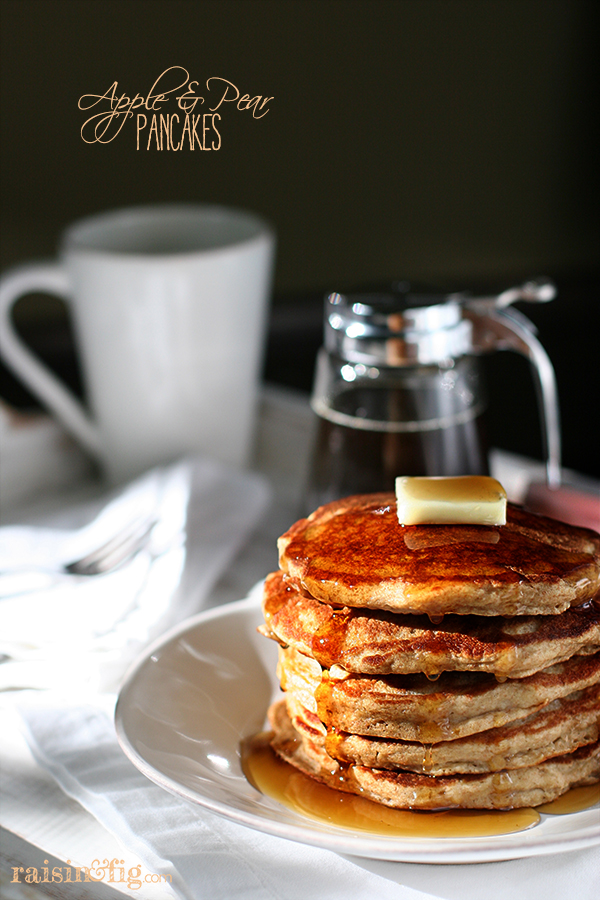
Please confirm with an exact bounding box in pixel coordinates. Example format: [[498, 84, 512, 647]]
[[242, 733, 599, 838], [242, 734, 529, 838], [537, 783, 600, 815]]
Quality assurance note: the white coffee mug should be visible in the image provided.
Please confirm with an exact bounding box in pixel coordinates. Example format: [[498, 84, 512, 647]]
[[0, 204, 275, 482]]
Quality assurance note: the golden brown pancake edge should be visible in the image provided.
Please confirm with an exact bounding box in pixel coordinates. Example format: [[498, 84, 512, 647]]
[[277, 496, 600, 616]]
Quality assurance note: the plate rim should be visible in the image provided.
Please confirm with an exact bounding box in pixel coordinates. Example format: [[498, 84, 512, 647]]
[[115, 594, 600, 864]]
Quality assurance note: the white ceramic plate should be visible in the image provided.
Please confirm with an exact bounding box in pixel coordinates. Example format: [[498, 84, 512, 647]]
[[115, 594, 600, 864]]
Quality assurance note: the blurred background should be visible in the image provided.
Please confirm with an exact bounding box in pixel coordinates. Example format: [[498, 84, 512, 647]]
[[1, 0, 598, 477]]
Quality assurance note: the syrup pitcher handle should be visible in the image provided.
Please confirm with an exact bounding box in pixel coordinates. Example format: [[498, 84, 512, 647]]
[[465, 279, 561, 488]]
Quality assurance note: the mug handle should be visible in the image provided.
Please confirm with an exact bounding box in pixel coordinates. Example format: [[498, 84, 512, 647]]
[[0, 263, 102, 458]]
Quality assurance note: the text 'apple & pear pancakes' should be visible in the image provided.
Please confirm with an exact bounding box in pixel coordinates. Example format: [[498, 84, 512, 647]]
[[268, 700, 600, 811], [277, 495, 600, 617], [260, 570, 600, 678]]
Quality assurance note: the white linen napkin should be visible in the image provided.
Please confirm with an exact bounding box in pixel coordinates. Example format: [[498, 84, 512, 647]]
[[0, 457, 270, 693], [15, 692, 436, 900]]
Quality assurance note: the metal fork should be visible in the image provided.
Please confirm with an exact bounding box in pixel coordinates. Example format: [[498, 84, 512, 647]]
[[65, 516, 157, 576]]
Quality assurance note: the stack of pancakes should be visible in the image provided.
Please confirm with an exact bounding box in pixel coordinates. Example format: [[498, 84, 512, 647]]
[[259, 494, 600, 809]]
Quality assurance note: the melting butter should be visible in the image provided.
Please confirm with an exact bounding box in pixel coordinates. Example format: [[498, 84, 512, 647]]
[[396, 476, 507, 526]]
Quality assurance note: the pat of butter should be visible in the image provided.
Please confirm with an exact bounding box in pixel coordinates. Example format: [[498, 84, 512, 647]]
[[395, 476, 507, 526]]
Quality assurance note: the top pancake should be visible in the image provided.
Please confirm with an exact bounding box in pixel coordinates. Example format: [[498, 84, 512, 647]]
[[278, 494, 600, 617]]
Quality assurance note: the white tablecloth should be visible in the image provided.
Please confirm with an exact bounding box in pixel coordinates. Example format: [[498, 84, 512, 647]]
[[1, 402, 598, 899]]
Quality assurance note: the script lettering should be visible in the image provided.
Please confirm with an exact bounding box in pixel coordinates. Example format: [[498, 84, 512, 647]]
[[79, 69, 272, 146]]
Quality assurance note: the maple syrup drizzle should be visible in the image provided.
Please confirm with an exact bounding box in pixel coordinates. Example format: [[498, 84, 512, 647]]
[[422, 743, 434, 773], [242, 733, 546, 838], [537, 783, 600, 815], [324, 728, 347, 763], [311, 608, 353, 668], [403, 527, 500, 551]]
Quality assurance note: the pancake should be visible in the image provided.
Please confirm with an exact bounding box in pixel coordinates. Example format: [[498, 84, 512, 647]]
[[268, 699, 600, 810], [262, 488, 600, 810], [277, 645, 600, 742], [284, 685, 600, 774], [260, 570, 600, 678], [277, 495, 600, 617]]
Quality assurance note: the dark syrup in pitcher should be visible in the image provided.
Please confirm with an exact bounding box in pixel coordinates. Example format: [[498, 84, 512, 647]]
[[306, 384, 489, 511]]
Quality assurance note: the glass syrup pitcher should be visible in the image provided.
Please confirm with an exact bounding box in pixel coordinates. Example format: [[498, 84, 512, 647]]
[[305, 279, 560, 511]]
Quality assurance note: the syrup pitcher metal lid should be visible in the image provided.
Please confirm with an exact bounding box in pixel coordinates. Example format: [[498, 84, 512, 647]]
[[326, 284, 471, 366], [322, 278, 561, 487]]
